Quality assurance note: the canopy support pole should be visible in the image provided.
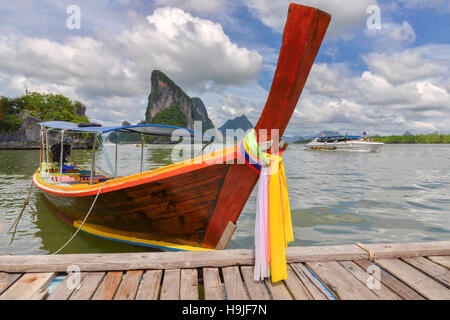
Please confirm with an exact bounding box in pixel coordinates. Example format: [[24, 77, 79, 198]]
[[39, 126, 43, 171], [45, 130, 49, 176], [140, 134, 144, 173], [59, 130, 65, 183], [90, 134, 98, 185], [115, 133, 118, 178]]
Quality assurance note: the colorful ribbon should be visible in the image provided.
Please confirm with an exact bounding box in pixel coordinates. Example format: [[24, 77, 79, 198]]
[[238, 129, 293, 282]]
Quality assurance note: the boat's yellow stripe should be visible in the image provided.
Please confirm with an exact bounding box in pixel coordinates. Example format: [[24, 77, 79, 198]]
[[311, 146, 336, 150], [73, 221, 213, 252]]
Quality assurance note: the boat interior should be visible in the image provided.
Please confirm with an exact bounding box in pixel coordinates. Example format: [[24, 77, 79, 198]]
[[316, 136, 361, 143]]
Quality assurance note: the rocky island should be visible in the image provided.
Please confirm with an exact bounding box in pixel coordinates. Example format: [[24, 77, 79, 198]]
[[145, 70, 214, 131], [0, 92, 91, 149]]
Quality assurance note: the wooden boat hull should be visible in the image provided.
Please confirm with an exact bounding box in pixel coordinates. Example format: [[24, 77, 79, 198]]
[[33, 4, 331, 251], [34, 148, 259, 250]]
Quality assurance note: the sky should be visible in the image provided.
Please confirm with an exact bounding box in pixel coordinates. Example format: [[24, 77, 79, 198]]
[[0, 0, 449, 137]]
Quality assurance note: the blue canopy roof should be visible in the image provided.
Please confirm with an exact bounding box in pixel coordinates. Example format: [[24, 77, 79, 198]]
[[41, 121, 214, 141]]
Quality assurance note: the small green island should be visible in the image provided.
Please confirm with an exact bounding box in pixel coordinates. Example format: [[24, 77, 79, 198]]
[[373, 133, 450, 144]]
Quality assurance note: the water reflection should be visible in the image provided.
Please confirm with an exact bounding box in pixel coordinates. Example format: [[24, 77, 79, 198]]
[[0, 144, 449, 254]]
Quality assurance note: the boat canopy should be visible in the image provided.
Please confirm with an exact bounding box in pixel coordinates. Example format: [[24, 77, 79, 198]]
[[41, 121, 214, 141], [318, 135, 361, 139]]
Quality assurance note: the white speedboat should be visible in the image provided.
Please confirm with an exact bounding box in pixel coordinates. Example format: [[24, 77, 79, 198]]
[[305, 135, 383, 152]]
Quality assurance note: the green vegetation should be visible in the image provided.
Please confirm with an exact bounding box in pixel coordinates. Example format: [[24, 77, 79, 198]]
[[108, 106, 188, 144], [107, 121, 142, 144], [150, 105, 187, 128], [294, 138, 313, 143], [0, 91, 89, 133], [374, 133, 450, 144], [147, 105, 187, 143]]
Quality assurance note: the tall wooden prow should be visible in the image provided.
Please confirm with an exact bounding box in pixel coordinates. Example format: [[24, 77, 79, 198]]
[[255, 4, 330, 141], [203, 4, 331, 248]]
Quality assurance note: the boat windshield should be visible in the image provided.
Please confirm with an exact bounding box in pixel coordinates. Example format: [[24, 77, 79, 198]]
[[317, 135, 360, 143]]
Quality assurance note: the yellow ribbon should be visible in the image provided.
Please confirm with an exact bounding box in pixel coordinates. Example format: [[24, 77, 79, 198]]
[[268, 155, 294, 282]]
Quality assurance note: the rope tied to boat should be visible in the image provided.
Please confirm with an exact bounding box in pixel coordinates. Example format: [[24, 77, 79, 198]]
[[51, 181, 106, 255], [238, 129, 293, 283], [8, 174, 36, 246]]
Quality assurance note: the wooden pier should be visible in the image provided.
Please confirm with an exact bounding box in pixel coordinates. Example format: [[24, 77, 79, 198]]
[[0, 241, 449, 300]]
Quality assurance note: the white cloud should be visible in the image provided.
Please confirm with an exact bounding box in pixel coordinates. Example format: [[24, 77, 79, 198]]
[[113, 7, 262, 91], [363, 45, 449, 84], [398, 0, 450, 12], [244, 0, 378, 40], [307, 63, 355, 98], [384, 21, 416, 42], [364, 20, 417, 53], [290, 44, 450, 135], [154, 0, 226, 15], [0, 7, 262, 125]]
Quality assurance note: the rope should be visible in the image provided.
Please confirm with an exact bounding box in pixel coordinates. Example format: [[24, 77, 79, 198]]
[[51, 182, 106, 255], [355, 242, 375, 261], [8, 178, 35, 246]]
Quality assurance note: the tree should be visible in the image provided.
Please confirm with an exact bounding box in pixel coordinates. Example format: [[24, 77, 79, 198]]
[[0, 91, 89, 132]]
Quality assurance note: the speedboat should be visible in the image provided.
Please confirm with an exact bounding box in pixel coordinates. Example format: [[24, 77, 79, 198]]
[[306, 135, 384, 152]]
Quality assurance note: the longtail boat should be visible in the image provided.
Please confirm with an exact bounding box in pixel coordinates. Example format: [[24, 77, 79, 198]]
[[33, 3, 331, 252]]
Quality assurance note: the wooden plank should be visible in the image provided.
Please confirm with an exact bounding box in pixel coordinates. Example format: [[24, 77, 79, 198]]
[[339, 261, 401, 300], [290, 263, 330, 300], [0, 241, 448, 273], [306, 261, 379, 300], [31, 288, 48, 300], [114, 270, 143, 300], [222, 266, 248, 300], [0, 244, 367, 272], [283, 265, 312, 300], [402, 257, 449, 288], [353, 260, 424, 300], [69, 272, 105, 300], [160, 269, 180, 300], [215, 221, 237, 250], [264, 279, 293, 300], [47, 273, 86, 300], [138, 270, 162, 300], [0, 273, 21, 295], [240, 266, 270, 300], [203, 268, 223, 300], [365, 241, 450, 260], [427, 256, 450, 269], [375, 258, 450, 300], [0, 272, 55, 300], [93, 271, 122, 300], [180, 269, 198, 300]]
